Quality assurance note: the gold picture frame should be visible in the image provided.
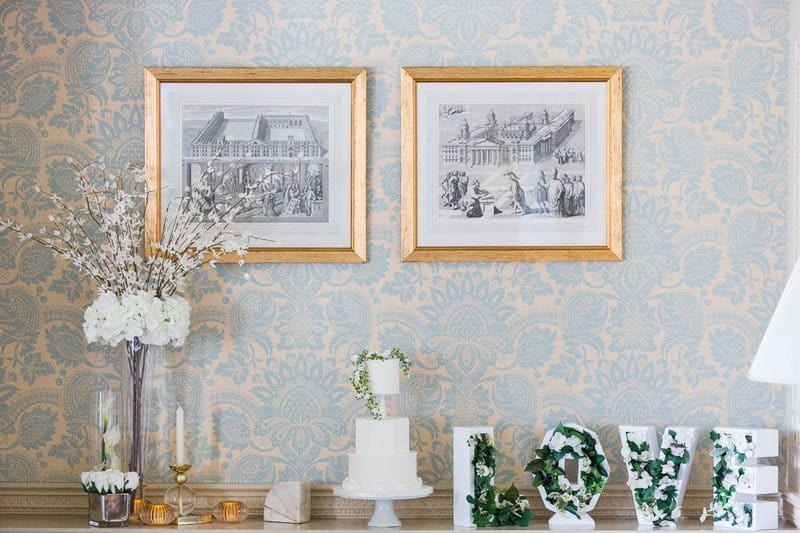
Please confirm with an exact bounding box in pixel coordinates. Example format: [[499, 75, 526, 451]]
[[144, 67, 366, 263], [401, 66, 622, 262]]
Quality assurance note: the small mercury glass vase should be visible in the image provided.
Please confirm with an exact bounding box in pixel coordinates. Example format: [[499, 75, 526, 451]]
[[88, 493, 131, 527]]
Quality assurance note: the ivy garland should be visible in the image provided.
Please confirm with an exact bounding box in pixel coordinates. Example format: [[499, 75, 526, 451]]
[[700, 430, 755, 527], [466, 433, 532, 528], [621, 428, 694, 526], [525, 423, 609, 519], [349, 348, 411, 420]]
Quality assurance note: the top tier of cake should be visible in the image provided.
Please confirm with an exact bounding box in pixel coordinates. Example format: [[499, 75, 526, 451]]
[[355, 417, 409, 454], [367, 358, 400, 395]]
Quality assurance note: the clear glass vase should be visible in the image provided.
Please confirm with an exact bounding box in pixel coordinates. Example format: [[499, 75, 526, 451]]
[[122, 337, 154, 505], [94, 391, 122, 471]]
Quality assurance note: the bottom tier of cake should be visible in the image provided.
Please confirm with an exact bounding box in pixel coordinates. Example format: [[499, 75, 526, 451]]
[[342, 452, 423, 492]]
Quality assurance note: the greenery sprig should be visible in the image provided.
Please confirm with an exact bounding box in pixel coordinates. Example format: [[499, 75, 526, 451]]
[[700, 430, 754, 527], [622, 428, 694, 526], [466, 433, 532, 527], [349, 348, 411, 419], [525, 423, 609, 519]]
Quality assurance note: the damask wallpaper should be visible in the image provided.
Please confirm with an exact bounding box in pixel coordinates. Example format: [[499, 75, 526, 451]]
[[0, 0, 790, 489]]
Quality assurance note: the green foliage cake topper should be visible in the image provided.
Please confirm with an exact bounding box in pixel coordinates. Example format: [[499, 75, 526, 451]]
[[349, 348, 411, 420], [466, 433, 531, 527], [525, 422, 609, 518]]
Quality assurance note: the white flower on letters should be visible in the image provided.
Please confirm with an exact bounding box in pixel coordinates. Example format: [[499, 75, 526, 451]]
[[548, 432, 567, 450]]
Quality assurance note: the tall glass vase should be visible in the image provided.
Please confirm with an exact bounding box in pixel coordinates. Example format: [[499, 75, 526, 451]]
[[124, 337, 151, 504], [94, 391, 121, 470]]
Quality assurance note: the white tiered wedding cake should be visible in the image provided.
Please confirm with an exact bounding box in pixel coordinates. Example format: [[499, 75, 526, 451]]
[[341, 357, 423, 493], [336, 351, 431, 528]]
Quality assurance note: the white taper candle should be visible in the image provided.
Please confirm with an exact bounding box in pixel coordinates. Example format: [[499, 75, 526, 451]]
[[176, 405, 185, 465]]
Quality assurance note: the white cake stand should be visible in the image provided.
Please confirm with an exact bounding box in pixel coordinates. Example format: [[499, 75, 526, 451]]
[[333, 486, 432, 528]]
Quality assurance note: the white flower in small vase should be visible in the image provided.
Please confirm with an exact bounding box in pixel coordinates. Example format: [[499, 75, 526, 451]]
[[107, 470, 125, 492], [94, 472, 109, 494], [102, 425, 121, 470], [124, 472, 139, 492]]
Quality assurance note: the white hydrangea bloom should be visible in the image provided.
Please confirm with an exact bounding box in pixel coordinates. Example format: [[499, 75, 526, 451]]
[[549, 432, 567, 451], [83, 290, 192, 347]]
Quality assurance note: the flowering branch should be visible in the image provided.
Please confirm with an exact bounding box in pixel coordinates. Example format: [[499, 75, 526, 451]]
[[1, 157, 296, 299]]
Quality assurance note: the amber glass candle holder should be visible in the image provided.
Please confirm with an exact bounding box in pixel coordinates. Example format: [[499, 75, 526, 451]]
[[213, 500, 249, 523], [139, 502, 176, 526]]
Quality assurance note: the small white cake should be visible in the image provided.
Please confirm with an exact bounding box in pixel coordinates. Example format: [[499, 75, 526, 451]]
[[342, 417, 423, 492], [366, 359, 400, 395]]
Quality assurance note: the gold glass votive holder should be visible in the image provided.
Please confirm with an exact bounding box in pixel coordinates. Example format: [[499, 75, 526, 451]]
[[131, 498, 145, 521], [140, 503, 176, 526], [213, 500, 249, 523]]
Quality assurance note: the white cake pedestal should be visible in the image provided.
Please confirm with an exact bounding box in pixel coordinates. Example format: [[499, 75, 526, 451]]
[[333, 486, 432, 528]]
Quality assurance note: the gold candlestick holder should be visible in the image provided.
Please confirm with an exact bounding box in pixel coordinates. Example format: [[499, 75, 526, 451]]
[[164, 464, 213, 525]]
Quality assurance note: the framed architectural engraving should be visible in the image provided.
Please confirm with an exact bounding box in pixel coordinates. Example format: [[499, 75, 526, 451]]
[[401, 67, 622, 262], [144, 67, 366, 263]]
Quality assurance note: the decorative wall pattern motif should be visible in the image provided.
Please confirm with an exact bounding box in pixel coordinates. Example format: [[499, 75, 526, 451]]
[[0, 0, 790, 488]]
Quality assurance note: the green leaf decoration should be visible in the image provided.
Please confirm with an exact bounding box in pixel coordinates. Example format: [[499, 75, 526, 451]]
[[621, 428, 695, 526], [701, 431, 755, 527], [528, 422, 608, 519], [467, 433, 532, 528], [348, 348, 411, 420]]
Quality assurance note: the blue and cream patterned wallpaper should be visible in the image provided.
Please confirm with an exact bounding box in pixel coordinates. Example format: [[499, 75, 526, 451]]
[[0, 0, 791, 487]]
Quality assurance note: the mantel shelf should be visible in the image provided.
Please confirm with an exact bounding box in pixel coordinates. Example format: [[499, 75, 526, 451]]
[[0, 516, 794, 533]]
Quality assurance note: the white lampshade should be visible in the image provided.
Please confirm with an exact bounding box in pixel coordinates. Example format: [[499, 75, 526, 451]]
[[749, 257, 800, 384]]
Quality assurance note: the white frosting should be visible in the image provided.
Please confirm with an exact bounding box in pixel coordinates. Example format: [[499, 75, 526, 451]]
[[355, 418, 409, 454], [367, 359, 400, 395], [347, 452, 418, 481], [343, 416, 420, 493], [342, 476, 423, 492]]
